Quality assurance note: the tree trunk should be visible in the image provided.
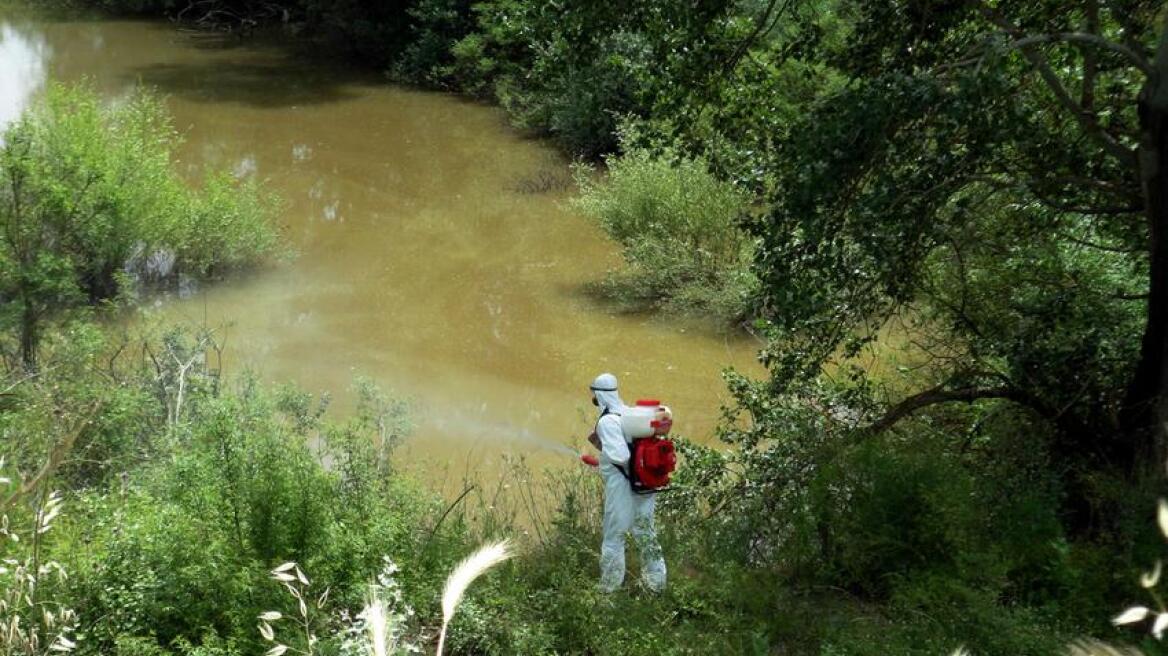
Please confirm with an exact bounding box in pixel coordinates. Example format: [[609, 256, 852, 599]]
[[1120, 15, 1168, 473], [19, 296, 37, 373]]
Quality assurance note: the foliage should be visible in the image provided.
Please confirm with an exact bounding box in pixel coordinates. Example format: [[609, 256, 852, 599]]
[[8, 1, 1168, 653], [0, 319, 435, 656], [1112, 499, 1168, 644], [391, 0, 476, 88], [675, 3, 1168, 651], [54, 370, 433, 655], [571, 136, 757, 325], [748, 0, 1166, 479], [45, 1, 422, 65], [436, 540, 512, 656], [395, 0, 742, 156], [334, 557, 421, 656], [295, 1, 417, 66], [258, 562, 331, 656], [0, 474, 78, 656], [0, 83, 278, 371], [0, 315, 1163, 654]]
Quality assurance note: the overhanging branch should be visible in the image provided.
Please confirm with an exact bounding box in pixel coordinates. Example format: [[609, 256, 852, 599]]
[[978, 3, 1141, 171], [1010, 33, 1154, 76], [859, 383, 1020, 436]]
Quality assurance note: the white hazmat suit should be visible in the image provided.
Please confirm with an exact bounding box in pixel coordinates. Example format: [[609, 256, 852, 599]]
[[590, 373, 667, 593]]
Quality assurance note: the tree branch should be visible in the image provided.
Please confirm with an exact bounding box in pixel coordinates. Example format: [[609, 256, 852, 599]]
[[2, 407, 98, 511], [1103, 0, 1155, 61], [1060, 231, 1142, 253], [1010, 33, 1154, 76], [1082, 0, 1101, 110], [1029, 191, 1142, 214], [859, 383, 1021, 437], [979, 3, 1141, 170], [722, 0, 790, 74]]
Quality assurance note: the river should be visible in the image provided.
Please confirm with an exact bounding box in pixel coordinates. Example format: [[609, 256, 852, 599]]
[[0, 12, 764, 497]]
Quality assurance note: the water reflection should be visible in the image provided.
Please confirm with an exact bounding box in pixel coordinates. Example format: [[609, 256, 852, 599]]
[[128, 59, 361, 108], [306, 178, 345, 223], [232, 154, 257, 179], [292, 143, 313, 163], [322, 200, 339, 222], [0, 22, 48, 129]]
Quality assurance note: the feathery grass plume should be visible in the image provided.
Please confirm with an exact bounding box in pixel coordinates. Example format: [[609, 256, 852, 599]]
[[339, 557, 418, 656], [260, 562, 321, 655], [362, 590, 390, 656], [1158, 499, 1168, 540], [436, 539, 513, 656], [0, 478, 78, 655]]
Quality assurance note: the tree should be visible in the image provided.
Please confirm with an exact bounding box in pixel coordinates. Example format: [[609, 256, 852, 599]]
[[753, 1, 1168, 479], [0, 84, 276, 371]]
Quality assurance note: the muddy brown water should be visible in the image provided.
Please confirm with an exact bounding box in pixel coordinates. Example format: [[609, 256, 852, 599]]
[[0, 14, 764, 496]]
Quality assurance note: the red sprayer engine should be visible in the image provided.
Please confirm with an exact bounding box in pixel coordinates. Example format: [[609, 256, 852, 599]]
[[622, 400, 676, 493]]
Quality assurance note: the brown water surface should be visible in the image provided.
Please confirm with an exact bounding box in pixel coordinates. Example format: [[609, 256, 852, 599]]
[[0, 14, 763, 486]]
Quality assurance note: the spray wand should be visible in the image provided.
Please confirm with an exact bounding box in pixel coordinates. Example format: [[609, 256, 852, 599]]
[[579, 429, 600, 467]]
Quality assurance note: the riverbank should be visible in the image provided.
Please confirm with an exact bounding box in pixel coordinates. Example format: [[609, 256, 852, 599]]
[[4, 3, 1166, 655], [0, 11, 763, 477]]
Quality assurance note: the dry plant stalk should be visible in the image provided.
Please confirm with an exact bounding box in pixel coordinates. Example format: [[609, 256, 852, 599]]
[[259, 562, 327, 656], [0, 458, 78, 655]]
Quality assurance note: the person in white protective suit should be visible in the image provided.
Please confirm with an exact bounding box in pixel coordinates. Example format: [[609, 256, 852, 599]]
[[587, 372, 667, 593]]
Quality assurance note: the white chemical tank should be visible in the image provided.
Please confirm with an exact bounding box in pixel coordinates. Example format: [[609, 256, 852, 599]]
[[621, 399, 673, 439]]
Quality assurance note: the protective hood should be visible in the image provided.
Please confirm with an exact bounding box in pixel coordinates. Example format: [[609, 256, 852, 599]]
[[590, 372, 625, 415]]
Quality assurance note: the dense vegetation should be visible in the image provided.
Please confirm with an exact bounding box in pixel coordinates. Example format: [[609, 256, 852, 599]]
[[571, 134, 758, 323], [5, 0, 1168, 654], [0, 84, 278, 370]]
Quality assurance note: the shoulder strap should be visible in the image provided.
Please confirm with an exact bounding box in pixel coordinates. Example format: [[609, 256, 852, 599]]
[[595, 407, 620, 431], [597, 410, 635, 487], [597, 408, 634, 447]]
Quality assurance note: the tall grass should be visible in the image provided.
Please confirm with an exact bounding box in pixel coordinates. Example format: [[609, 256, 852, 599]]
[[258, 542, 513, 656]]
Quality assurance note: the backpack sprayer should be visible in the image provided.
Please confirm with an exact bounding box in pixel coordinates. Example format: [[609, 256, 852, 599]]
[[581, 400, 678, 493]]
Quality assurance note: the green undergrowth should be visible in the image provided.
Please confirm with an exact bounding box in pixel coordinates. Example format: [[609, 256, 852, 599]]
[[1, 320, 1164, 655], [571, 131, 758, 328]]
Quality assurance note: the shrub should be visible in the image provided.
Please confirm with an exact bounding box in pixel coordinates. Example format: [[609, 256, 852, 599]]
[[571, 136, 757, 325], [0, 83, 278, 370], [819, 576, 1066, 656], [807, 438, 994, 597], [54, 375, 435, 655], [392, 0, 477, 88]]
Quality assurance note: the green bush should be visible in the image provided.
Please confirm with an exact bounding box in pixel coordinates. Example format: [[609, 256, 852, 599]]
[[808, 439, 991, 597], [443, 32, 497, 97], [392, 0, 477, 88], [0, 83, 278, 370], [819, 576, 1065, 656], [527, 29, 654, 157], [52, 374, 436, 655], [5, 330, 1158, 654], [572, 137, 757, 325]]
